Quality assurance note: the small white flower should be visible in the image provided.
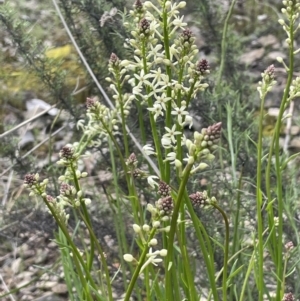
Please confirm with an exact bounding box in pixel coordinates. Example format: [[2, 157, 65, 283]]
[[147, 44, 163, 60], [172, 15, 187, 29], [169, 44, 179, 59], [174, 159, 182, 168], [177, 1, 186, 8], [184, 115, 193, 129], [149, 19, 160, 32], [165, 152, 177, 163], [134, 69, 153, 87], [163, 124, 182, 144], [153, 93, 171, 111], [140, 247, 163, 274], [151, 68, 167, 86], [171, 105, 188, 125], [143, 144, 156, 156], [132, 85, 143, 96], [133, 55, 146, 69], [147, 175, 159, 188], [148, 103, 164, 121], [161, 137, 173, 149]]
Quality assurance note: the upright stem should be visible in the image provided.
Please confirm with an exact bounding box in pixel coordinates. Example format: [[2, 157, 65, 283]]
[[165, 162, 193, 300], [215, 0, 237, 170], [274, 33, 294, 301], [256, 85, 266, 301], [123, 228, 157, 301], [212, 203, 230, 301], [162, 0, 172, 183]]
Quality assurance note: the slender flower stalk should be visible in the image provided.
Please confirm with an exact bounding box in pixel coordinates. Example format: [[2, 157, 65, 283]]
[[264, 2, 300, 299]]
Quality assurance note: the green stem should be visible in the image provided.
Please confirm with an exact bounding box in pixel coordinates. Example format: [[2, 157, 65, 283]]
[[187, 194, 219, 301], [42, 196, 100, 300], [70, 164, 94, 273], [165, 162, 193, 300], [177, 227, 198, 300], [136, 96, 147, 145], [265, 13, 295, 301], [212, 203, 230, 301], [78, 210, 113, 301], [274, 37, 294, 301], [239, 251, 255, 301], [216, 0, 237, 88], [162, 0, 172, 183], [281, 254, 289, 296], [141, 40, 165, 179], [108, 138, 131, 290], [100, 119, 141, 222], [123, 228, 157, 301], [256, 83, 267, 301], [215, 0, 237, 171]]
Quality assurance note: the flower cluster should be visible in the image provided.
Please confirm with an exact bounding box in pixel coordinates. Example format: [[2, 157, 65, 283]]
[[289, 76, 300, 100], [157, 180, 171, 197], [23, 174, 69, 223], [167, 122, 222, 175], [280, 0, 300, 25], [24, 173, 48, 196], [126, 152, 138, 168], [45, 195, 69, 224], [119, 0, 212, 169], [24, 142, 92, 225], [123, 180, 172, 272], [155, 196, 173, 216], [124, 247, 167, 274], [125, 153, 147, 178], [83, 97, 119, 142], [285, 241, 294, 251], [57, 144, 80, 167], [133, 0, 145, 18], [123, 222, 168, 274], [58, 182, 91, 208], [194, 122, 222, 154], [282, 292, 295, 301], [258, 65, 277, 98], [189, 191, 209, 208]]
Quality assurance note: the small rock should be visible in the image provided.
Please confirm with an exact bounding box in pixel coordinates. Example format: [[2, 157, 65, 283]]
[[257, 34, 278, 47], [11, 257, 22, 274], [267, 51, 286, 62], [33, 292, 65, 301], [240, 48, 265, 65], [51, 283, 68, 294]]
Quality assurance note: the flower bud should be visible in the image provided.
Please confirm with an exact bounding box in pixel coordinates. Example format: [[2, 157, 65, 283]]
[[84, 198, 91, 206], [178, 1, 186, 8], [143, 224, 151, 232], [149, 238, 158, 246], [124, 254, 134, 262], [153, 221, 160, 228], [199, 163, 208, 170], [133, 224, 141, 233], [160, 249, 168, 256]]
